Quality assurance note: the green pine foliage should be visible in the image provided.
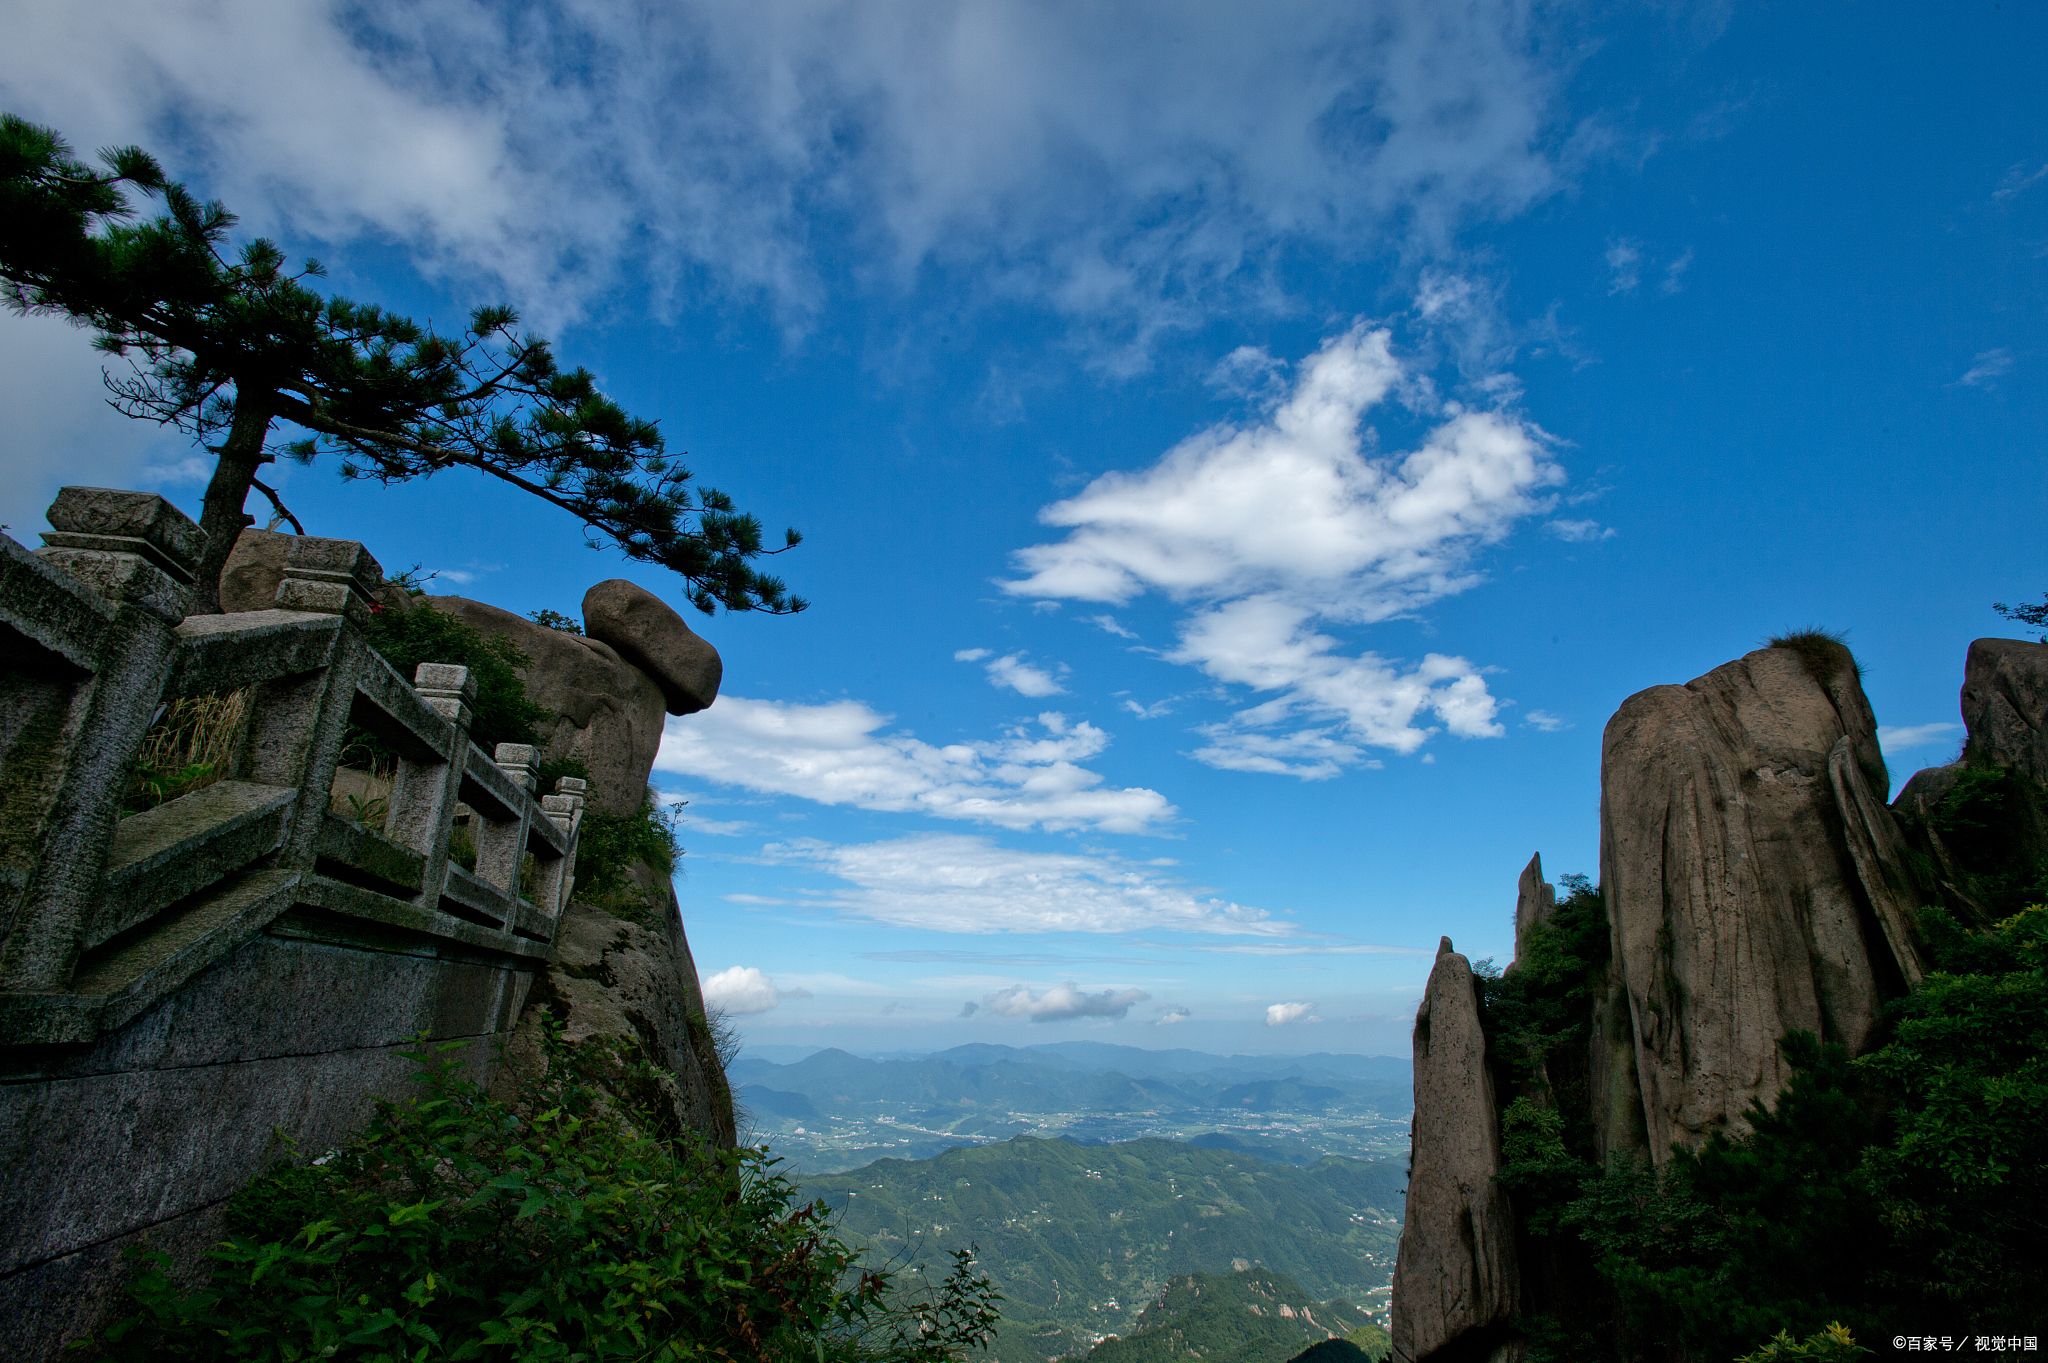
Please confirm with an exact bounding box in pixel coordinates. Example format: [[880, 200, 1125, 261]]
[[90, 1021, 1000, 1362]]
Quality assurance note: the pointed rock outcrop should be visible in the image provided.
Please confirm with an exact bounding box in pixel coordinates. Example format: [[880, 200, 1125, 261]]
[[1513, 854, 1555, 960], [1391, 938, 1518, 1363], [1596, 638, 1924, 1162]]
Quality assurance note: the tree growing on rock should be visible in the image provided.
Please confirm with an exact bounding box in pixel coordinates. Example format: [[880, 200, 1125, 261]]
[[0, 114, 804, 616]]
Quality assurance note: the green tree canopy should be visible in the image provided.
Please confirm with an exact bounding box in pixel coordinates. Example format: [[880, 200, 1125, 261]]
[[0, 114, 804, 616]]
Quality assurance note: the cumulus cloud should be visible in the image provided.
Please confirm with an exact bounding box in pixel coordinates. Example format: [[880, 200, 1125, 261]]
[[1000, 323, 1553, 776], [702, 966, 782, 1016], [1265, 1001, 1321, 1026], [761, 833, 1285, 935], [1155, 1007, 1191, 1025], [1877, 722, 1963, 752], [1957, 349, 2014, 388], [0, 0, 1575, 341], [657, 700, 1172, 834], [984, 982, 1151, 1022]]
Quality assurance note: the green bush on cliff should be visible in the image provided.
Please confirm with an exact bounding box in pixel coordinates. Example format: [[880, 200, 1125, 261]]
[[91, 1021, 1000, 1362]]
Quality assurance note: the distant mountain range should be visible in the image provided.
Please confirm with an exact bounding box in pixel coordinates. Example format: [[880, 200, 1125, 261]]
[[802, 1135, 1405, 1363], [732, 1044, 1412, 1123]]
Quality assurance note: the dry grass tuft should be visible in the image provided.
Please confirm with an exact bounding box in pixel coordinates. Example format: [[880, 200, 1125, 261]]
[[128, 688, 253, 811]]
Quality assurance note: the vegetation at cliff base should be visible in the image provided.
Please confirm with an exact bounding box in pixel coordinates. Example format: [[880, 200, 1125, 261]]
[[90, 1021, 999, 1362], [1478, 885, 2048, 1358]]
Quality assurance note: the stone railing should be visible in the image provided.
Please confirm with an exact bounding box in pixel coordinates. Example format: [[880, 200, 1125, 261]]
[[0, 487, 583, 1045]]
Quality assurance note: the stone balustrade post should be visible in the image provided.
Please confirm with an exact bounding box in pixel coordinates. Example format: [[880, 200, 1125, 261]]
[[386, 664, 475, 906], [533, 776, 586, 917], [472, 742, 537, 896], [0, 489, 201, 990]]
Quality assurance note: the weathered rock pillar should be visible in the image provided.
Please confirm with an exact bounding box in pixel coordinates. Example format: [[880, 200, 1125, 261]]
[[1391, 937, 1519, 1363]]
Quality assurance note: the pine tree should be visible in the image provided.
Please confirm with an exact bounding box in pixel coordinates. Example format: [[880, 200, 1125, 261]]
[[1, 114, 803, 615]]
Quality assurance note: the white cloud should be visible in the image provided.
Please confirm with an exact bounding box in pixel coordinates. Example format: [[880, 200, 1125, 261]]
[[687, 818, 757, 836], [1265, 1000, 1321, 1026], [1155, 1007, 1191, 1024], [1605, 239, 1642, 295], [999, 323, 1553, 777], [983, 652, 1068, 697], [1877, 722, 1963, 752], [1546, 518, 1615, 542], [1522, 710, 1569, 732], [953, 648, 992, 662], [1085, 614, 1138, 639], [702, 966, 782, 1016], [722, 893, 788, 906], [1958, 349, 2014, 388], [761, 833, 1286, 935], [657, 698, 1173, 834], [1121, 698, 1175, 720], [1995, 162, 2048, 200], [1660, 248, 1693, 295], [984, 982, 1151, 1022], [0, 0, 1577, 342]]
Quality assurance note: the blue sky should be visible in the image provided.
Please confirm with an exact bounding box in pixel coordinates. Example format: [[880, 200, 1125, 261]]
[[4, 1, 2043, 1056]]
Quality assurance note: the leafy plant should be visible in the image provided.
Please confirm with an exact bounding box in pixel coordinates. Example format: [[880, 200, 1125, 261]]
[[90, 1020, 1000, 1362], [345, 606, 552, 760], [1737, 1323, 1870, 1361]]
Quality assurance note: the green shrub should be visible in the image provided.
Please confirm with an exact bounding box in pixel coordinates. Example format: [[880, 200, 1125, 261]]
[[351, 606, 552, 759], [1737, 1323, 1870, 1361], [91, 1021, 1000, 1362]]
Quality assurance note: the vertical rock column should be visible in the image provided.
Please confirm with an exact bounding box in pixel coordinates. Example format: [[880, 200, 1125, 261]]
[[1391, 938, 1519, 1363]]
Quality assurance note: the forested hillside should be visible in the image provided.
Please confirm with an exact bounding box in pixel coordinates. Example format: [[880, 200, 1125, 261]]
[[803, 1137, 1405, 1363], [1084, 1268, 1387, 1363]]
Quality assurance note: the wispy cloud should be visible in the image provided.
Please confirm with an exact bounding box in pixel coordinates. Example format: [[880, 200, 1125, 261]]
[[0, 0, 1580, 344], [1605, 238, 1643, 295], [958, 649, 1068, 696], [1995, 162, 2048, 201], [1546, 518, 1616, 542], [1877, 722, 1963, 752], [1523, 710, 1570, 732], [1001, 323, 1558, 778], [1957, 348, 2014, 388], [1660, 247, 1694, 295], [658, 700, 1173, 834], [759, 833, 1285, 935]]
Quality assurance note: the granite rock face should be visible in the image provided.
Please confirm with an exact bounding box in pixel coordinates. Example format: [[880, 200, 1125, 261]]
[[1391, 938, 1518, 1363], [1596, 641, 1924, 1162], [425, 596, 669, 818], [217, 528, 412, 614], [582, 579, 721, 715], [1513, 853, 1555, 959], [496, 870, 736, 1148], [1960, 637, 2048, 780]]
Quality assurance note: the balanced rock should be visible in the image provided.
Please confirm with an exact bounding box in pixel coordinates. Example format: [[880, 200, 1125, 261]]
[[426, 596, 666, 818], [1391, 938, 1518, 1363], [1597, 639, 1924, 1163], [581, 580, 721, 715]]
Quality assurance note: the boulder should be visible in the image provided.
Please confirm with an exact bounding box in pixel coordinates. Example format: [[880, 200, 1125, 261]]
[[1596, 640, 1923, 1163], [1960, 637, 2048, 781], [494, 869, 736, 1147], [425, 597, 666, 818], [1390, 938, 1518, 1363], [581, 579, 721, 715], [218, 528, 411, 614]]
